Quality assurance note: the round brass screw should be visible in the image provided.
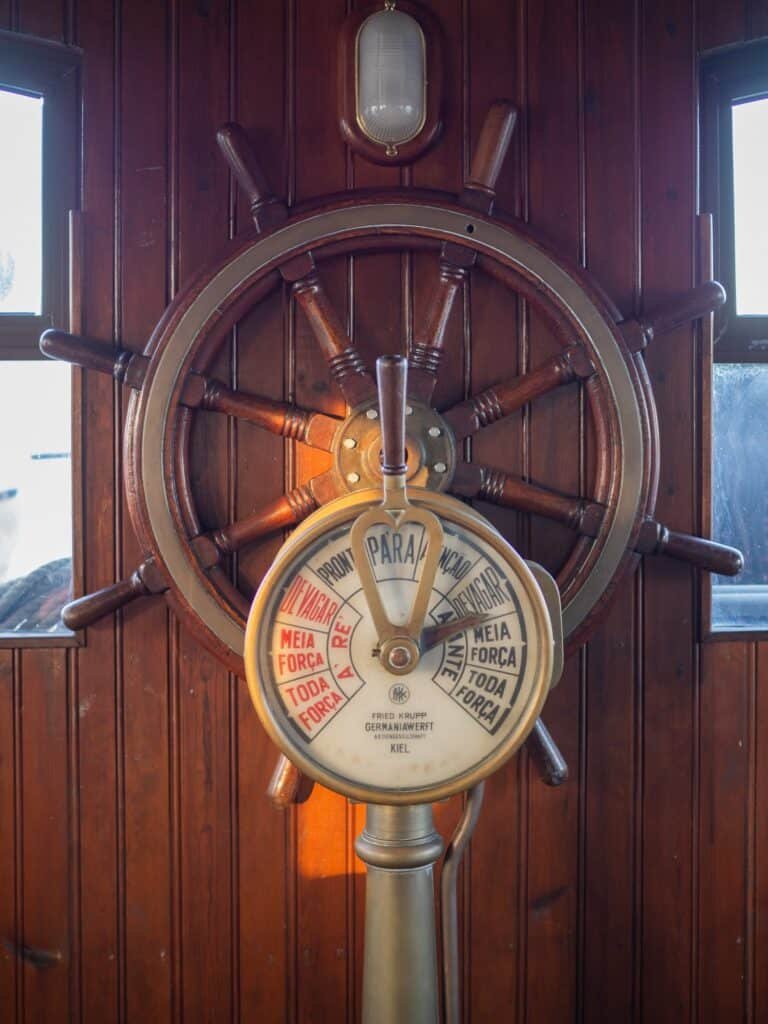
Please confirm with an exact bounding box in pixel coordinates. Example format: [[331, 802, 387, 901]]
[[434, 461, 447, 473], [388, 645, 412, 669], [428, 426, 441, 438], [347, 472, 361, 484], [342, 437, 357, 449], [366, 408, 378, 420]]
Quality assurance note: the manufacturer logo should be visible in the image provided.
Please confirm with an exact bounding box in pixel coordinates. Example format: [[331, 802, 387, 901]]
[[388, 683, 410, 705]]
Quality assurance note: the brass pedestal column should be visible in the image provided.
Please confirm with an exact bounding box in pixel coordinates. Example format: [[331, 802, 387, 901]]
[[356, 804, 445, 1024]]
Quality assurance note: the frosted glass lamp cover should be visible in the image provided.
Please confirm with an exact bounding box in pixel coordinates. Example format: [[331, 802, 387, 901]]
[[338, 0, 443, 165], [356, 8, 426, 150]]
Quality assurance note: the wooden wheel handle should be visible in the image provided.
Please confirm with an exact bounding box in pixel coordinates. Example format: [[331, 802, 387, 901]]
[[268, 755, 315, 808], [62, 563, 164, 629]]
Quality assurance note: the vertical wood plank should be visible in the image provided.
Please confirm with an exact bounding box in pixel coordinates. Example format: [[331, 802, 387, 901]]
[[231, 7, 293, 1016], [755, 642, 768, 1024], [118, 1, 173, 1021], [747, 0, 768, 37], [412, 0, 465, 411], [18, 650, 69, 1023], [174, 2, 233, 1021], [698, 642, 751, 1022], [17, 0, 65, 39], [640, 2, 697, 1021], [292, 3, 351, 1019], [76, 0, 120, 1018], [231, 285, 291, 1021], [698, 0, 747, 50], [464, 3, 524, 1021], [524, 0, 582, 1019], [0, 652, 17, 1018], [581, 1, 640, 1020]]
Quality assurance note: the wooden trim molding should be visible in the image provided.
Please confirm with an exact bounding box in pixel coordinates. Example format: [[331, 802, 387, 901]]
[[0, 29, 81, 358], [700, 39, 768, 363]]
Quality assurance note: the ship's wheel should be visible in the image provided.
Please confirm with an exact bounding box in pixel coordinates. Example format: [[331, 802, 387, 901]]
[[42, 102, 741, 797]]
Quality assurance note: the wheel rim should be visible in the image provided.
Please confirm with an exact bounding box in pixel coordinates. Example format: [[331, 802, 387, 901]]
[[128, 199, 647, 669]]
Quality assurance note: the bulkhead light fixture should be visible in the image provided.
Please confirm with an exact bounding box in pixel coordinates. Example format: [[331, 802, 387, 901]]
[[338, 1, 443, 165]]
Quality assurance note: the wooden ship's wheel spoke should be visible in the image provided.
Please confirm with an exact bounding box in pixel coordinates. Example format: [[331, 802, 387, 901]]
[[217, 122, 376, 408], [40, 329, 341, 450], [408, 102, 518, 404], [453, 462, 742, 576], [196, 381, 340, 450], [60, 476, 332, 630], [443, 345, 594, 440], [443, 281, 725, 442]]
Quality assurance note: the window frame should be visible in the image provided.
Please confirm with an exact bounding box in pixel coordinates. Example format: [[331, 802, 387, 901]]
[[0, 29, 81, 359], [700, 40, 768, 640], [0, 30, 82, 648], [701, 40, 768, 363]]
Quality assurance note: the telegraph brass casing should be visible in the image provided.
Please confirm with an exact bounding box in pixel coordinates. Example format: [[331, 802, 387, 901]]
[[244, 485, 556, 805]]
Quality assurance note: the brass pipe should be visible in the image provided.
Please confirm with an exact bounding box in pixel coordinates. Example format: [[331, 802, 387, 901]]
[[440, 784, 486, 1024]]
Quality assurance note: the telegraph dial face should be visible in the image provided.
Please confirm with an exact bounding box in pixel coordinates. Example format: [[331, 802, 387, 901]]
[[245, 489, 554, 804]]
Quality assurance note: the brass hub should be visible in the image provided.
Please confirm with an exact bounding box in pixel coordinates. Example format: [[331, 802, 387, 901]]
[[334, 397, 456, 493], [378, 636, 421, 676]]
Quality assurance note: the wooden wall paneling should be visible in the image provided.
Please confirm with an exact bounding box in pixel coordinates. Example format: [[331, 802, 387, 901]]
[[748, 0, 768, 37], [175, 1, 234, 1020], [462, 2, 524, 1020], [17, 0, 67, 40], [411, 0, 464, 411], [75, 0, 120, 1018], [409, 0, 462, 198], [523, 0, 583, 1019], [581, 2, 640, 1020], [117, 1, 173, 1021], [698, 642, 751, 1021], [0, 651, 18, 1016], [18, 650, 70, 1022], [293, 3, 353, 1021], [233, 3, 292, 1019], [697, 0, 748, 51], [640, 1, 698, 1020], [756, 642, 768, 1023]]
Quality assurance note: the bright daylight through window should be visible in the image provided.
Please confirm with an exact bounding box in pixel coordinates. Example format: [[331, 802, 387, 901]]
[[0, 86, 72, 636], [732, 96, 768, 316], [705, 70, 768, 632], [0, 88, 42, 315]]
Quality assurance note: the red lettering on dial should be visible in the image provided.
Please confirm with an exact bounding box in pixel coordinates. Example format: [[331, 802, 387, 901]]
[[281, 673, 347, 736], [279, 627, 316, 650], [331, 620, 352, 649], [277, 651, 325, 675], [298, 692, 344, 733], [280, 575, 339, 626]]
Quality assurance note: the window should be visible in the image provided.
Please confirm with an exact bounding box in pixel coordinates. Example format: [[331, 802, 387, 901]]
[[0, 29, 80, 356], [0, 89, 43, 316], [701, 40, 768, 635], [0, 31, 80, 641]]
